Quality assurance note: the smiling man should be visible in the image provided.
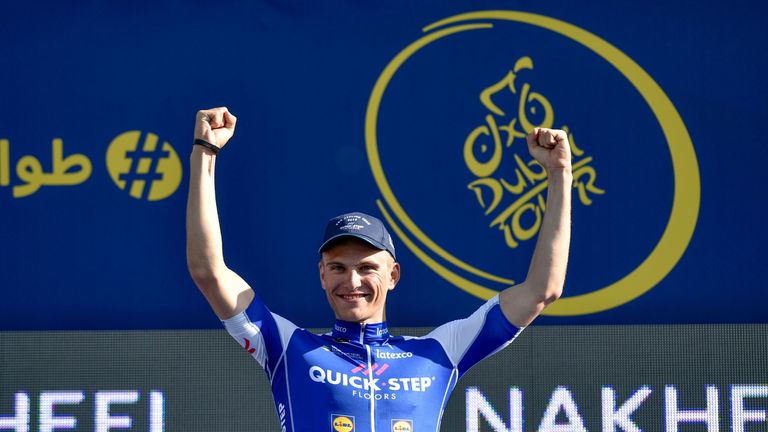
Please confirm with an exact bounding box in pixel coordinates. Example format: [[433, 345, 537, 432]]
[[319, 214, 400, 325], [186, 107, 571, 431]]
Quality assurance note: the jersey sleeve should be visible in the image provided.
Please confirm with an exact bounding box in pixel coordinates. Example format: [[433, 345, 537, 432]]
[[221, 294, 298, 380], [423, 295, 523, 377]]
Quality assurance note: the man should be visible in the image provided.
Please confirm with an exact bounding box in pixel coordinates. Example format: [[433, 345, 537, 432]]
[[187, 107, 571, 431]]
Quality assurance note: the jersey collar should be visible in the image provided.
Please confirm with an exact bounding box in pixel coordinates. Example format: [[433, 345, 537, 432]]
[[332, 320, 390, 344]]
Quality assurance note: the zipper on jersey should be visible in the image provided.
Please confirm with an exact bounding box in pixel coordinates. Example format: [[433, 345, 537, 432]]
[[365, 343, 376, 432], [359, 323, 365, 344]]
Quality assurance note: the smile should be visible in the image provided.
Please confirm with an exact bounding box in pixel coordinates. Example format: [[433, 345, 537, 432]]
[[339, 293, 368, 301]]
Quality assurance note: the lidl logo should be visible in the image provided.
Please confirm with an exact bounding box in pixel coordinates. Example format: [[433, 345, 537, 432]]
[[332, 414, 355, 432], [392, 419, 413, 431], [106, 131, 182, 201], [365, 11, 700, 316]]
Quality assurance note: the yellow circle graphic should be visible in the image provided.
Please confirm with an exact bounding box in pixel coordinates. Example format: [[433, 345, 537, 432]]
[[392, 420, 413, 432], [106, 131, 182, 201], [365, 11, 700, 315], [333, 416, 354, 432]]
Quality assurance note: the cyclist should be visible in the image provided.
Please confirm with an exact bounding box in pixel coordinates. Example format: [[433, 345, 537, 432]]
[[186, 107, 572, 431]]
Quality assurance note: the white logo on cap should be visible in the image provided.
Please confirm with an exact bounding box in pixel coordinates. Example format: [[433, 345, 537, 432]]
[[338, 215, 370, 231]]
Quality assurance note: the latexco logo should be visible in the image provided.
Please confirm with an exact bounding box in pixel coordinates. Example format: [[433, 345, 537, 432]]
[[106, 131, 182, 201], [375, 349, 413, 360], [365, 11, 700, 316]]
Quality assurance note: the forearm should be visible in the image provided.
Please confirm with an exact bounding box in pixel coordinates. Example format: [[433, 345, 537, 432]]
[[525, 167, 572, 303], [186, 145, 226, 280], [499, 167, 571, 327]]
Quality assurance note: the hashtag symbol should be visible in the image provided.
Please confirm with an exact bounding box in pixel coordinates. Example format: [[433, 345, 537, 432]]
[[118, 133, 170, 200]]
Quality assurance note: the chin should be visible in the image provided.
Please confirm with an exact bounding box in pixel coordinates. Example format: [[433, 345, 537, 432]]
[[339, 311, 366, 323], [334, 307, 370, 323], [328, 297, 378, 323]]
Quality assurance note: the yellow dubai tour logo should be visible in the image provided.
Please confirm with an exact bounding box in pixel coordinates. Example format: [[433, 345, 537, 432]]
[[106, 131, 182, 201], [365, 11, 700, 315], [465, 55, 604, 249]]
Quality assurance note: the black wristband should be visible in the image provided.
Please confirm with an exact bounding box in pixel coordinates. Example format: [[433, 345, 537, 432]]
[[193, 138, 221, 154]]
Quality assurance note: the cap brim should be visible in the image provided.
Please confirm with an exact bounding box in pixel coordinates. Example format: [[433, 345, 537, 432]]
[[318, 233, 389, 255]]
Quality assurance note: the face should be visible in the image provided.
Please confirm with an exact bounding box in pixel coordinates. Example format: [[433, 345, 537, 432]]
[[319, 238, 400, 323]]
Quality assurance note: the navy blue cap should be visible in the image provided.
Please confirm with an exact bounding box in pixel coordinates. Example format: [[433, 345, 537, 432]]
[[319, 212, 396, 259]]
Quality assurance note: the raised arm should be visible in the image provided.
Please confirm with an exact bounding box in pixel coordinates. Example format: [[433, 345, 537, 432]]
[[499, 128, 572, 327], [186, 107, 254, 319]]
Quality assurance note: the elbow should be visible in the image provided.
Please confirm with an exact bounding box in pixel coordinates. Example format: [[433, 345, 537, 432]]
[[540, 284, 563, 307], [545, 290, 561, 306], [188, 263, 212, 284], [526, 268, 566, 307], [187, 260, 224, 293]]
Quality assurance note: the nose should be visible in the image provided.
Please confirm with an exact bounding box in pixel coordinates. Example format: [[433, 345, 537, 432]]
[[347, 270, 362, 289]]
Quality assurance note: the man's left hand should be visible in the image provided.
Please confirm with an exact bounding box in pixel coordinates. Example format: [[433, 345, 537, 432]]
[[526, 127, 572, 172]]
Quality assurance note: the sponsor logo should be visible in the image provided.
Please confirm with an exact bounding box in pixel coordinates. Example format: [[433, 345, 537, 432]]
[[243, 338, 257, 354], [308, 365, 434, 398], [106, 131, 182, 201], [278, 402, 287, 432], [321, 345, 365, 361], [365, 11, 700, 315], [463, 56, 604, 249], [392, 419, 413, 432], [337, 214, 370, 232], [0, 138, 92, 198], [334, 324, 348, 333], [375, 349, 413, 360], [0, 391, 165, 431], [0, 132, 181, 201], [332, 414, 355, 432], [352, 362, 390, 377]]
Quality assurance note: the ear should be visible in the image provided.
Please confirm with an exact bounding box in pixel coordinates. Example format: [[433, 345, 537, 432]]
[[318, 260, 327, 291], [388, 262, 401, 291]]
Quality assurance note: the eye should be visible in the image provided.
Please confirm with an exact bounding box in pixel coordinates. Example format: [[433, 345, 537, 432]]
[[329, 264, 345, 272]]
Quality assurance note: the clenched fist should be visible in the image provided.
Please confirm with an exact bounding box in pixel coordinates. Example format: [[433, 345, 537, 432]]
[[195, 107, 237, 149], [526, 127, 572, 172]]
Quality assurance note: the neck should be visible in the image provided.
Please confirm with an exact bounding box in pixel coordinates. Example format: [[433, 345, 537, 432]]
[[332, 319, 389, 344]]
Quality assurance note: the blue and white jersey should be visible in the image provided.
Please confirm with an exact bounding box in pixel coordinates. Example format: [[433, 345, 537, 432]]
[[223, 295, 522, 432]]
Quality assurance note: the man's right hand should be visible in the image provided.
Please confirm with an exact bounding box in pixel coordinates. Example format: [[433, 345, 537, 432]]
[[195, 107, 237, 149]]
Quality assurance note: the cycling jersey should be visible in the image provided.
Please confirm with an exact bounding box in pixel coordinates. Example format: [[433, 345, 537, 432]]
[[223, 294, 522, 432]]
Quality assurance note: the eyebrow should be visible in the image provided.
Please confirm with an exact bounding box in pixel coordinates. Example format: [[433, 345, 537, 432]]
[[324, 259, 381, 268]]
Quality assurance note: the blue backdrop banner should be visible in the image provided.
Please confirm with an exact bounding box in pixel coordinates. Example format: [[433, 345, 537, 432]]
[[1, 0, 766, 329]]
